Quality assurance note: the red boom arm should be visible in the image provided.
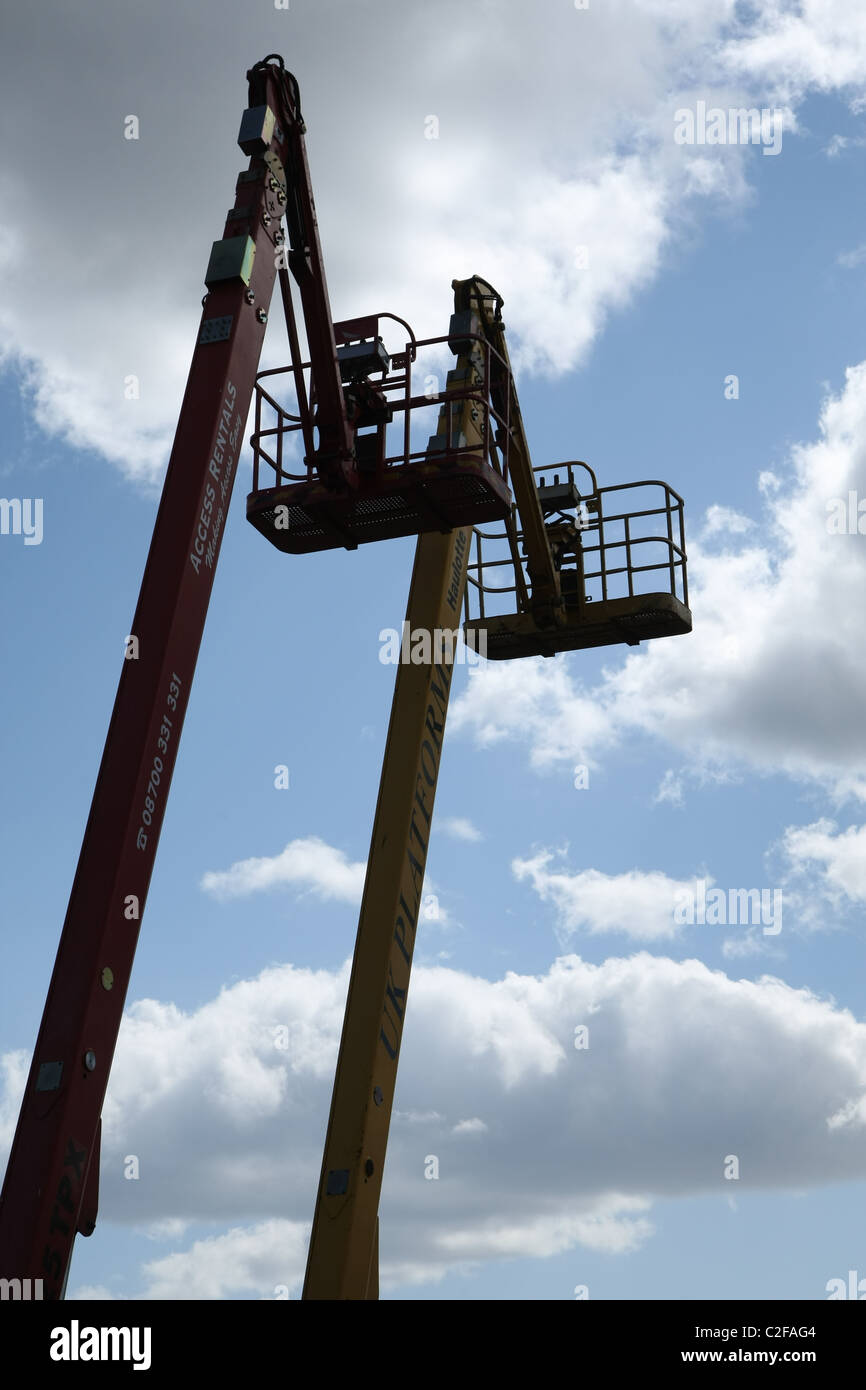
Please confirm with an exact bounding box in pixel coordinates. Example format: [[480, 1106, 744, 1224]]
[[0, 55, 341, 1298]]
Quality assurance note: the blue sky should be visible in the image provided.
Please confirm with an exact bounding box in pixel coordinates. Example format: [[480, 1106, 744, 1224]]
[[3, 0, 866, 1300]]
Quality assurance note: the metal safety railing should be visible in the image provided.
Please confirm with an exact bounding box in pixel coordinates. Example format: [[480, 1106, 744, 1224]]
[[464, 462, 688, 622], [248, 316, 514, 493]]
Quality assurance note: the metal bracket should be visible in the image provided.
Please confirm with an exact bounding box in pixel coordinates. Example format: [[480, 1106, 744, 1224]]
[[205, 235, 256, 289], [198, 315, 233, 345], [36, 1061, 63, 1092]]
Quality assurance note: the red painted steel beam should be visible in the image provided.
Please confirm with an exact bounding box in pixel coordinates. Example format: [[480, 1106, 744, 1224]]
[[0, 56, 315, 1299], [270, 64, 356, 488]]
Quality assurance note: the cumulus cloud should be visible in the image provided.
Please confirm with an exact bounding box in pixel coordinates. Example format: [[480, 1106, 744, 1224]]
[[452, 361, 866, 798], [200, 836, 455, 930], [782, 819, 866, 904], [452, 1117, 488, 1136], [700, 504, 755, 537], [135, 1219, 309, 1302], [2, 949, 865, 1296], [439, 817, 483, 843], [200, 836, 365, 904], [0, 1, 849, 484], [513, 851, 692, 942], [449, 657, 620, 770], [719, 1, 866, 106]]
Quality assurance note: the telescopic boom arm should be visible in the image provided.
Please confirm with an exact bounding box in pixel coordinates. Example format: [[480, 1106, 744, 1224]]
[[0, 55, 342, 1300]]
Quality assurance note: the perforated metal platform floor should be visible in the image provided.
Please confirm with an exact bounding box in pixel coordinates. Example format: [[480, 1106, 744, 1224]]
[[464, 591, 692, 659], [247, 458, 512, 553]]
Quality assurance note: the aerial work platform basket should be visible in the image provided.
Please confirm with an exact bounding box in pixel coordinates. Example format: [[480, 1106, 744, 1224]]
[[463, 461, 691, 659], [247, 311, 513, 553]]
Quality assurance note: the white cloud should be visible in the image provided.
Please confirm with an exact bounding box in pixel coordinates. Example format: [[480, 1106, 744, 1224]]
[[450, 657, 618, 770], [138, 1219, 308, 1301], [829, 1095, 866, 1131], [201, 835, 456, 932], [513, 851, 692, 942], [782, 819, 866, 903], [142, 1218, 191, 1244], [393, 1109, 444, 1126], [439, 817, 483, 842], [838, 242, 866, 268], [200, 836, 365, 904], [701, 504, 755, 536], [7, 947, 866, 1296], [721, 928, 779, 959], [1, 1, 852, 484], [824, 134, 866, 159], [0, 1050, 28, 1154], [720, 3, 866, 106], [435, 1195, 653, 1260], [654, 769, 685, 807], [452, 361, 866, 798], [452, 1117, 488, 1136]]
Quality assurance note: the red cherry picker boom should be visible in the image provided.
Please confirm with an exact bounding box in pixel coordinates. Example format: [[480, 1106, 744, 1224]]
[[0, 55, 690, 1300]]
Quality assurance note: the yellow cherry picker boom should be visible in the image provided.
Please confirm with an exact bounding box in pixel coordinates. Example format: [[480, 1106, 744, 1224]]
[[0, 55, 690, 1300], [278, 274, 691, 1297]]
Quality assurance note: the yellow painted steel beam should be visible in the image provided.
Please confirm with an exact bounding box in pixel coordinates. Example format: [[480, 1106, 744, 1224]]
[[303, 333, 485, 1300], [453, 275, 564, 630], [365, 1217, 379, 1300], [302, 524, 472, 1299]]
